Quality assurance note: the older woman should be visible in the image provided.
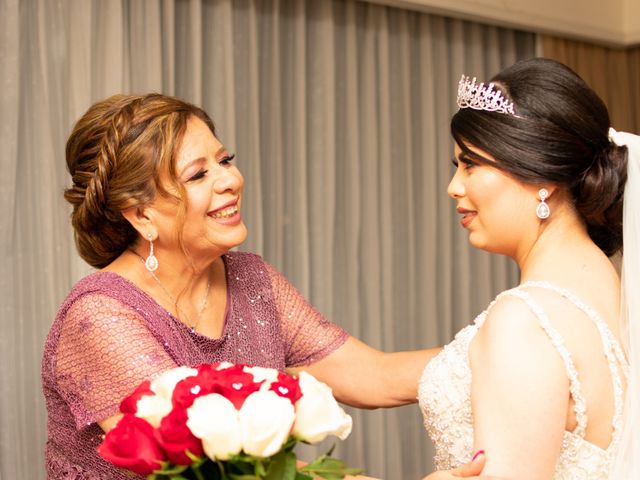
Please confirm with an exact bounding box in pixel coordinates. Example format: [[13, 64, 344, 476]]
[[41, 94, 439, 478]]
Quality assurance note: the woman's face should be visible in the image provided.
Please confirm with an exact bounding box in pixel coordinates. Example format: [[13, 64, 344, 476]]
[[151, 116, 248, 260], [448, 142, 537, 257]]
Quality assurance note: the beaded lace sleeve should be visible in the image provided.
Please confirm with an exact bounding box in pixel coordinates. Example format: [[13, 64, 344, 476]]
[[54, 292, 177, 428], [263, 262, 350, 367]]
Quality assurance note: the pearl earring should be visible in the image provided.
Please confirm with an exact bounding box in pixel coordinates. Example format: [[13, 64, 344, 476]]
[[145, 233, 159, 272], [536, 188, 550, 219]]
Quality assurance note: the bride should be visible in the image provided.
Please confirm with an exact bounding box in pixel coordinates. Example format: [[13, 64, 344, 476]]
[[419, 58, 639, 479]]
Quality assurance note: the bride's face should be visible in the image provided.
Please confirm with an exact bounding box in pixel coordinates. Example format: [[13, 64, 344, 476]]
[[447, 142, 539, 257]]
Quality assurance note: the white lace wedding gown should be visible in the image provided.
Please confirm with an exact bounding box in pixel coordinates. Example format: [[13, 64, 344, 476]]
[[418, 281, 628, 479]]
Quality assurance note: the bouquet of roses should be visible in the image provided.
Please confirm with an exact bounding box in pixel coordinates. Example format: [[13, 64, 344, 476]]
[[98, 362, 361, 479]]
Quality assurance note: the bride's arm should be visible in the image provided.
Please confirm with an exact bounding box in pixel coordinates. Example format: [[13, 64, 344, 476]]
[[467, 297, 567, 479]]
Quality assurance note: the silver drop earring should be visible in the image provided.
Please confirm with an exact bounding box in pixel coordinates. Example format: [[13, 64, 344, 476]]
[[536, 188, 550, 219], [145, 233, 159, 272]]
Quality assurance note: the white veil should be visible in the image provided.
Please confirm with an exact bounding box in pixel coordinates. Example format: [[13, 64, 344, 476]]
[[609, 128, 640, 479]]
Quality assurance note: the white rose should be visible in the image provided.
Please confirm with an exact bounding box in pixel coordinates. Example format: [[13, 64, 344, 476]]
[[292, 371, 353, 443], [239, 390, 295, 458], [243, 366, 279, 390], [187, 393, 243, 460], [150, 366, 198, 400], [135, 394, 173, 428]]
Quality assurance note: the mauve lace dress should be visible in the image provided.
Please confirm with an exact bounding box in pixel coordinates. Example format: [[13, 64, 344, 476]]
[[42, 252, 349, 479]]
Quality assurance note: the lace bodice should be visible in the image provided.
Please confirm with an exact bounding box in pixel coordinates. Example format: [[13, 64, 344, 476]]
[[418, 281, 628, 479]]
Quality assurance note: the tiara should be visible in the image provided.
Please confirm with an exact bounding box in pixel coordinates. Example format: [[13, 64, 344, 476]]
[[457, 75, 517, 116]]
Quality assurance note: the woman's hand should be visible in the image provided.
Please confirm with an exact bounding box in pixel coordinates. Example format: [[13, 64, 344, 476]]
[[344, 452, 492, 480], [422, 451, 504, 479]]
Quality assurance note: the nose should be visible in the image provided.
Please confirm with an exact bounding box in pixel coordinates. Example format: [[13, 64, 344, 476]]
[[447, 168, 465, 199], [213, 167, 243, 194]]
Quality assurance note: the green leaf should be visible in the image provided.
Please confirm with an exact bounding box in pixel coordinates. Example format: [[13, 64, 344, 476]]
[[299, 451, 363, 480], [294, 472, 314, 480], [254, 459, 267, 477], [155, 465, 189, 475], [264, 451, 297, 480]]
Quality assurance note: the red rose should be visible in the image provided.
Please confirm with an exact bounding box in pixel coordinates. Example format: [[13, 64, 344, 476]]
[[174, 364, 262, 410], [120, 380, 154, 414], [155, 408, 204, 465], [172, 374, 216, 409], [269, 372, 303, 405], [98, 414, 166, 475], [211, 364, 262, 409]]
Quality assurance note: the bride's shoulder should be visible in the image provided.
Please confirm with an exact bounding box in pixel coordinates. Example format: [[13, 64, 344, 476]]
[[469, 291, 569, 392], [476, 289, 540, 331], [472, 291, 563, 360]]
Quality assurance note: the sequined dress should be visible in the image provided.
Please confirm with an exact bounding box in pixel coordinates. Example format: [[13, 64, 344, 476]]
[[418, 281, 628, 479], [42, 252, 349, 479]]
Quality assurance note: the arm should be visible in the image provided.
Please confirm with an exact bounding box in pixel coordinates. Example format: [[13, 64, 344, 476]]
[[292, 337, 440, 407], [55, 293, 178, 433], [263, 259, 440, 408], [467, 296, 567, 479]]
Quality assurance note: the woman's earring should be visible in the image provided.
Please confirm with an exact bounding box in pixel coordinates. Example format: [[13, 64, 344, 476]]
[[536, 188, 550, 219], [145, 233, 159, 272]]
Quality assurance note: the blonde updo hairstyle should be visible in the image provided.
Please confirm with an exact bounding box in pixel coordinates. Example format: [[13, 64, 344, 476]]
[[64, 93, 217, 268]]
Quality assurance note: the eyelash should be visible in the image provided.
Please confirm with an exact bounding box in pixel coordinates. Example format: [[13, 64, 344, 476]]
[[452, 157, 476, 170], [187, 170, 208, 182], [185, 154, 236, 182], [219, 153, 236, 165]]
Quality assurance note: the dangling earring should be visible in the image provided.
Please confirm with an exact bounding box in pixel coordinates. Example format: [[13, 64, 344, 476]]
[[536, 188, 550, 219], [145, 233, 159, 272]]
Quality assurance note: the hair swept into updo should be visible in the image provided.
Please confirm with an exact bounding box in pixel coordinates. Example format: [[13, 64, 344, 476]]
[[451, 57, 628, 256], [64, 93, 217, 268]]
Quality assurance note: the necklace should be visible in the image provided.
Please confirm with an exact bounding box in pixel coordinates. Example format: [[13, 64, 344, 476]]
[[132, 251, 212, 333]]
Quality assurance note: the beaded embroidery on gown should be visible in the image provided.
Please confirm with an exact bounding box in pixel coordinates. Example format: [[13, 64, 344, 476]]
[[418, 281, 628, 479]]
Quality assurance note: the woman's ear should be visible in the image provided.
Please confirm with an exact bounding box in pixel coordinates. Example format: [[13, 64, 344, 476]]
[[121, 206, 157, 240]]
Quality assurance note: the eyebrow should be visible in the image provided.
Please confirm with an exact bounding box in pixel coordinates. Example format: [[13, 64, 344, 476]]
[[214, 146, 229, 160], [178, 147, 230, 176], [178, 157, 206, 177]]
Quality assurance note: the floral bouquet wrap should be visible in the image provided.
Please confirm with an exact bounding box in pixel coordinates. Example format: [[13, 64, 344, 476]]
[[98, 362, 361, 480]]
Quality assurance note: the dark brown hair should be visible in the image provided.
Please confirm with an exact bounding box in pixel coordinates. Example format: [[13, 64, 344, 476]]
[[451, 58, 628, 256], [64, 93, 216, 268]]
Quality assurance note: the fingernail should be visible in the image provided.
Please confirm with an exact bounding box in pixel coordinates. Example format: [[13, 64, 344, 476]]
[[472, 450, 485, 462]]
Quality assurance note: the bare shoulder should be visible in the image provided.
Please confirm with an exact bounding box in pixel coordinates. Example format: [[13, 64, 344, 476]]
[[470, 292, 567, 379], [474, 293, 544, 345]]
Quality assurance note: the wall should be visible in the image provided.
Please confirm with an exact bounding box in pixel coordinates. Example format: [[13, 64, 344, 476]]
[[363, 0, 639, 46], [626, 0, 640, 44]]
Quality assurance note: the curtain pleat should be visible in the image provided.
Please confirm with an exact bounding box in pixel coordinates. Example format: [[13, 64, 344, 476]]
[[1, 0, 534, 477]]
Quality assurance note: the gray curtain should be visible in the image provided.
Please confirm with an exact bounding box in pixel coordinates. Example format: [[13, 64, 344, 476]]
[[0, 0, 534, 478]]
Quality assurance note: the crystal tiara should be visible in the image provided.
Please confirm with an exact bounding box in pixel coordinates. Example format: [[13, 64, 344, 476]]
[[457, 75, 517, 116]]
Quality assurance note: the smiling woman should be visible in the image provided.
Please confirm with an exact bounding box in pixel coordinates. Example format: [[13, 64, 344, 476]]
[[41, 93, 438, 479]]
